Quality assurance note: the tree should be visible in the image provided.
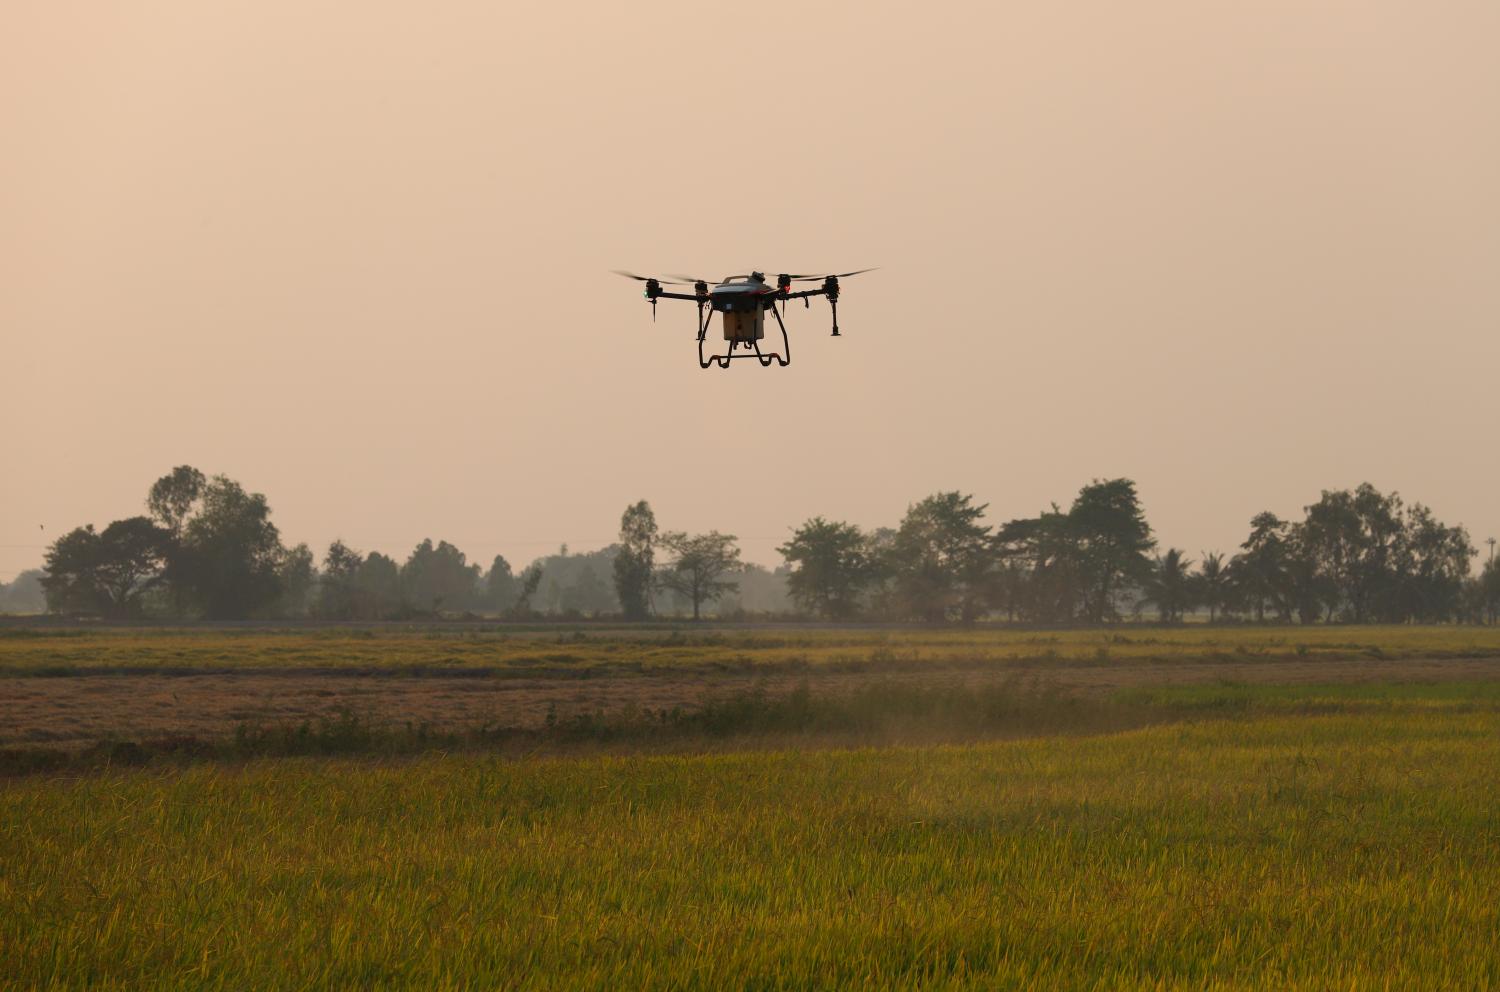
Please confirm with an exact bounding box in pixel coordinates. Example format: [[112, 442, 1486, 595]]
[[779, 517, 871, 619], [889, 493, 994, 623], [613, 500, 658, 620], [318, 540, 365, 618], [1280, 524, 1332, 625], [1196, 552, 1227, 622], [659, 531, 742, 620], [1481, 556, 1500, 625], [38, 513, 170, 615], [146, 465, 205, 538], [1231, 512, 1292, 622], [995, 506, 1080, 623], [41, 517, 171, 617], [1300, 484, 1404, 622], [355, 552, 402, 619], [170, 476, 284, 619], [1394, 503, 1475, 622], [484, 555, 517, 614], [399, 539, 480, 614], [1068, 479, 1156, 623], [95, 518, 172, 615], [41, 526, 104, 614], [1138, 548, 1195, 622], [276, 543, 317, 618], [511, 563, 544, 618], [860, 526, 901, 620]]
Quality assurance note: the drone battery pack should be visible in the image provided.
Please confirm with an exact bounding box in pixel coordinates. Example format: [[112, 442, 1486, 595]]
[[722, 309, 765, 341]]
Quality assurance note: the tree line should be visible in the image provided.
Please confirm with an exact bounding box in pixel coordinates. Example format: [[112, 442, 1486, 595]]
[[34, 467, 779, 621], [780, 480, 1497, 624], [30, 466, 1500, 624]]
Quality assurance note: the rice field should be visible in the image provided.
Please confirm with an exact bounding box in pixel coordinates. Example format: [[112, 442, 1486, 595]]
[[3, 627, 1499, 987], [3, 681, 1500, 989]]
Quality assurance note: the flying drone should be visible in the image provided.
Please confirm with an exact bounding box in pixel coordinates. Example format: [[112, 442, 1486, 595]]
[[612, 268, 876, 368]]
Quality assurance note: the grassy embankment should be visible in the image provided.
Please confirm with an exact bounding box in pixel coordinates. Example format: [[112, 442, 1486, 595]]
[[2, 682, 1498, 989], [4, 624, 1500, 677]]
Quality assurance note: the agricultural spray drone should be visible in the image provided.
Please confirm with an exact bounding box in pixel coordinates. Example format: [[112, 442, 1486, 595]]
[[612, 269, 876, 369]]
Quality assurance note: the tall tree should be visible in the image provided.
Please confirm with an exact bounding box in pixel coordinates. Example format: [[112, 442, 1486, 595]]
[[779, 517, 872, 620], [146, 465, 205, 538], [1196, 551, 1227, 622], [889, 493, 994, 623], [1231, 512, 1293, 622], [1068, 479, 1155, 623], [612, 500, 658, 621], [170, 476, 284, 619], [659, 531, 742, 621], [484, 555, 517, 614]]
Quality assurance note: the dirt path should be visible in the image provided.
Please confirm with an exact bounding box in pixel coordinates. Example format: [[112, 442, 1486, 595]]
[[4, 655, 1497, 747]]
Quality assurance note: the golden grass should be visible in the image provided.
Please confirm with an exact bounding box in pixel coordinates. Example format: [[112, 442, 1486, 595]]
[[3, 686, 1498, 988]]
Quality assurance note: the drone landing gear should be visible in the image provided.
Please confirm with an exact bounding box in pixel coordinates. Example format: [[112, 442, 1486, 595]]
[[696, 306, 791, 369]]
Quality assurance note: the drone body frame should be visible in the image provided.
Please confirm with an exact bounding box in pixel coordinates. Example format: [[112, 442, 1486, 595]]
[[613, 269, 873, 369]]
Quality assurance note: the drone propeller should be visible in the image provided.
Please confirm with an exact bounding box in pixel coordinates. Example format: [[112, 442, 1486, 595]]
[[612, 270, 689, 284], [785, 268, 879, 283], [666, 274, 719, 285]]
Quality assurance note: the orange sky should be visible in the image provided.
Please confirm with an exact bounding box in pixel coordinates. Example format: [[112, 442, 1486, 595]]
[[4, 0, 1498, 576]]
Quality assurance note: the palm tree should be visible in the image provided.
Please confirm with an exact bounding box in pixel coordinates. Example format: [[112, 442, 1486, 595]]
[[1197, 551, 1226, 622], [1138, 548, 1195, 623]]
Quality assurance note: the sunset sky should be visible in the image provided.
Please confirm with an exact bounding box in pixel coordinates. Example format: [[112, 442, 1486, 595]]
[[4, 0, 1498, 577]]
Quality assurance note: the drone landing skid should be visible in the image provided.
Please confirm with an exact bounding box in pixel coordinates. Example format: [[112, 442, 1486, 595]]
[[696, 306, 792, 370]]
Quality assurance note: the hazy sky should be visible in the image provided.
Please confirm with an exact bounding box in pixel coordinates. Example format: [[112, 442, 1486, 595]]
[[4, 0, 1498, 578]]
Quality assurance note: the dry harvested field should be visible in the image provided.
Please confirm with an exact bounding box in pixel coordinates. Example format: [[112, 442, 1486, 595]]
[[3, 624, 1500, 749]]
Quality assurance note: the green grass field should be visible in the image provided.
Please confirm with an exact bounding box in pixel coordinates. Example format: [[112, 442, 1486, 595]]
[[5, 623, 1500, 676], [4, 680, 1499, 989]]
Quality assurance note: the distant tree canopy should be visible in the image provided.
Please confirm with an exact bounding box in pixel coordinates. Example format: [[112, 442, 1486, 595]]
[[0, 569, 47, 615], [1215, 484, 1478, 625], [28, 467, 1494, 625], [779, 517, 871, 620], [659, 531, 742, 621], [484, 555, 517, 613], [147, 465, 205, 538], [41, 517, 171, 618], [400, 539, 480, 613], [613, 500, 658, 621], [887, 492, 995, 623], [171, 476, 284, 620], [1138, 549, 1195, 623]]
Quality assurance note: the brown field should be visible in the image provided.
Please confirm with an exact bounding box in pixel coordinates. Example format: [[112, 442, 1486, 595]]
[[4, 642, 1497, 748]]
